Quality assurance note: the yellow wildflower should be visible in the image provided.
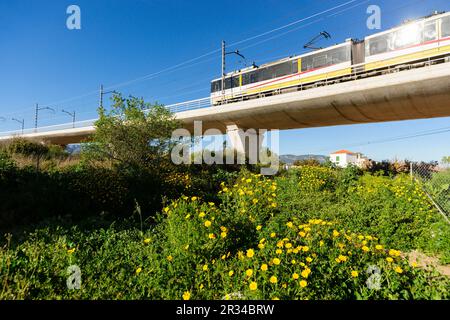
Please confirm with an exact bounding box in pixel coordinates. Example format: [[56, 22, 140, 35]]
[[301, 268, 311, 278], [182, 291, 191, 300], [270, 276, 278, 284], [261, 264, 268, 271], [395, 266, 403, 274], [246, 249, 255, 258], [249, 282, 258, 291], [246, 269, 253, 277]]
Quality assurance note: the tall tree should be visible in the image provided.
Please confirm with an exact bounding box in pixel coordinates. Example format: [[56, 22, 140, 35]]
[[84, 93, 181, 175]]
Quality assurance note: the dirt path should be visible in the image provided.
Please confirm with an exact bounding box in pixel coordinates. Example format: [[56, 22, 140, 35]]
[[407, 250, 450, 277]]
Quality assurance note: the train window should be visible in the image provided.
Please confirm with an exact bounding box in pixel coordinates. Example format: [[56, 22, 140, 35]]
[[366, 33, 391, 56], [393, 23, 422, 49], [442, 16, 450, 38], [263, 62, 293, 80], [292, 60, 298, 73], [224, 77, 231, 90], [329, 46, 350, 64], [226, 77, 239, 89], [233, 76, 240, 87], [423, 21, 437, 42], [312, 55, 327, 68], [242, 73, 250, 86], [211, 80, 221, 93], [250, 70, 260, 83], [301, 46, 350, 71]]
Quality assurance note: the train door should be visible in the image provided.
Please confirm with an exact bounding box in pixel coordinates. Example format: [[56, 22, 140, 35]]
[[351, 39, 365, 73]]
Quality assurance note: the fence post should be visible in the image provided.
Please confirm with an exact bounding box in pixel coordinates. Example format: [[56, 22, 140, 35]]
[[410, 162, 413, 182]]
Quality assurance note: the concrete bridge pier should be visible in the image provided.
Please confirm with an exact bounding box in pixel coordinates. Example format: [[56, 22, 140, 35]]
[[226, 124, 264, 163]]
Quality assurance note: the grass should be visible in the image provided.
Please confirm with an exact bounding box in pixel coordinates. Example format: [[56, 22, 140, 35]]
[[1, 168, 449, 300]]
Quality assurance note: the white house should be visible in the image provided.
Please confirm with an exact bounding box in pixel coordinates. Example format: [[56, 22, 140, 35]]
[[329, 150, 368, 168]]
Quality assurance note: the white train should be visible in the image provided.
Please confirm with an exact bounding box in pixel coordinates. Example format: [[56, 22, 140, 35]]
[[211, 11, 450, 105]]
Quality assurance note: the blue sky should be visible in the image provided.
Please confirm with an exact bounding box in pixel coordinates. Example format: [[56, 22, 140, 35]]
[[0, 0, 449, 161]]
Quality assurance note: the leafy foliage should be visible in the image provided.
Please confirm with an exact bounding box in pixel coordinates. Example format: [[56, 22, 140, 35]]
[[83, 93, 181, 175]]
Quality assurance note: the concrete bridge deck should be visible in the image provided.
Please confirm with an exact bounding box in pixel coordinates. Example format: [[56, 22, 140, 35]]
[[1, 62, 449, 145]]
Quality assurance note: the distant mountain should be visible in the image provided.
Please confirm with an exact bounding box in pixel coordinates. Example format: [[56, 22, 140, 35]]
[[279, 154, 329, 164]]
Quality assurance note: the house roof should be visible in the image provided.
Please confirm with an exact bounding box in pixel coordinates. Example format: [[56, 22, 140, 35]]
[[331, 149, 355, 155]]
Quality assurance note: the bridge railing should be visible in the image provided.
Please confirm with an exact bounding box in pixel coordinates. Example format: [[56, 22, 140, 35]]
[[0, 119, 98, 138], [0, 97, 212, 138], [165, 97, 211, 113]]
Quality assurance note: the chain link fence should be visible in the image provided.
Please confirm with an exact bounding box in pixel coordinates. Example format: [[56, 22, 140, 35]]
[[411, 161, 450, 223]]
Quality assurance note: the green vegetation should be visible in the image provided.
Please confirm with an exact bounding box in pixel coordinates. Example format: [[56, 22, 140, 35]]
[[0, 95, 449, 300]]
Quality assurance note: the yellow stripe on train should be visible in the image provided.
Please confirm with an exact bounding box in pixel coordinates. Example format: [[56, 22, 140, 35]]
[[243, 67, 352, 96]]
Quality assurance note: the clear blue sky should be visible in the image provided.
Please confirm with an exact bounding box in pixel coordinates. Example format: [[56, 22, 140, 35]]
[[0, 0, 449, 161]]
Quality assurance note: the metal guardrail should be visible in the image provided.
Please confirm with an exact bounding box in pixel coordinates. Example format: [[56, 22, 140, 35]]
[[0, 97, 213, 138], [165, 97, 211, 113], [0, 119, 97, 137]]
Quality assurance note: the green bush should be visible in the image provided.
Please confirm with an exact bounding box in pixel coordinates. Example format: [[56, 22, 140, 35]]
[[1, 172, 448, 300]]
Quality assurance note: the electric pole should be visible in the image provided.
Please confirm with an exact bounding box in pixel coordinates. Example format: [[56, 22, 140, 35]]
[[99, 84, 104, 109], [222, 40, 226, 97], [221, 40, 246, 102], [99, 84, 115, 110], [12, 118, 25, 134], [34, 104, 55, 131], [34, 103, 38, 130], [62, 110, 76, 128]]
